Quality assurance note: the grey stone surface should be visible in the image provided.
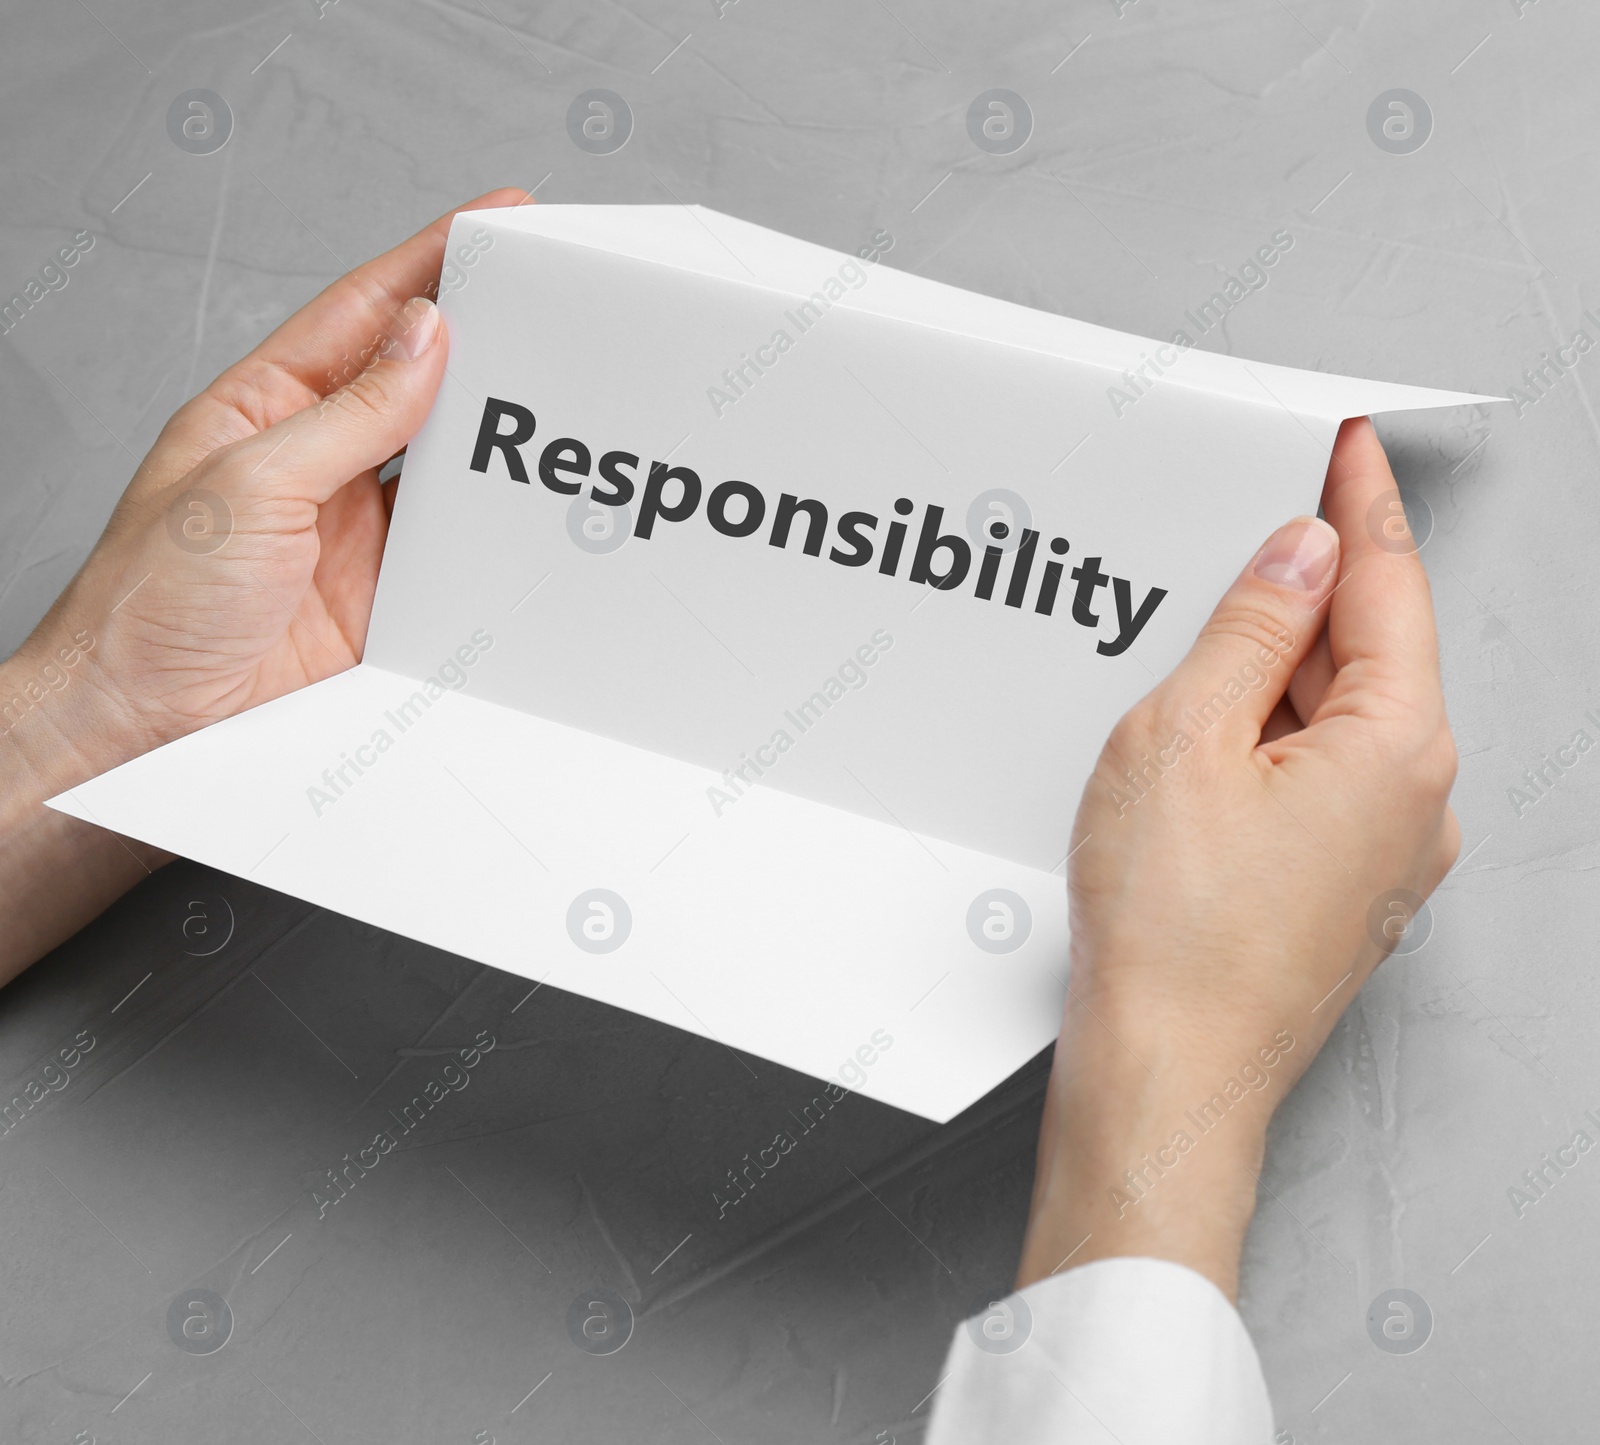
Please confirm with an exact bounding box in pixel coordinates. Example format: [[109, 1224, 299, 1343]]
[[1, 1, 1595, 1441]]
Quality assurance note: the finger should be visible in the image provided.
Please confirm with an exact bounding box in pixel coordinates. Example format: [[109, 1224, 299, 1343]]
[[226, 186, 528, 399], [208, 297, 447, 509], [135, 189, 529, 495], [310, 458, 391, 626], [1286, 627, 1335, 722], [1319, 416, 1443, 710], [1149, 514, 1340, 745], [1259, 694, 1303, 745]]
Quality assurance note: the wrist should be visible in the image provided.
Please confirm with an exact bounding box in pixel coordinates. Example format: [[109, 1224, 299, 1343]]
[[0, 628, 172, 988], [1016, 984, 1283, 1300], [3, 620, 153, 788]]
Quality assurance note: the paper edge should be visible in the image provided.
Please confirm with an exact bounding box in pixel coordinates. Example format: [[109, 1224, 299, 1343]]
[[459, 204, 1505, 421], [43, 665, 1068, 1125]]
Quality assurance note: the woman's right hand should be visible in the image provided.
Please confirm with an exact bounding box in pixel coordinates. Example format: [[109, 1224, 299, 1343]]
[[1017, 416, 1459, 1297]]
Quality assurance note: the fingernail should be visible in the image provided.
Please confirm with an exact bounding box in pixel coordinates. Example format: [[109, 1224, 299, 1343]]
[[1253, 516, 1338, 590], [395, 297, 439, 361]]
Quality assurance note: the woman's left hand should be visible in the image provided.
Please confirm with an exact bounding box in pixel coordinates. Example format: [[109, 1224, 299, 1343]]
[[0, 187, 525, 980]]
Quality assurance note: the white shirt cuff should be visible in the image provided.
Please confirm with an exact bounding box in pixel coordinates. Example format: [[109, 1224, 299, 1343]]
[[925, 1256, 1275, 1445]]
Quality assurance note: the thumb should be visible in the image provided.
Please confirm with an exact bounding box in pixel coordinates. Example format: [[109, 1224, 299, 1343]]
[[1154, 515, 1340, 744], [213, 296, 446, 506]]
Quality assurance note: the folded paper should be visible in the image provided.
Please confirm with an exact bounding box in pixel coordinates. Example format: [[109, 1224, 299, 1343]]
[[50, 204, 1493, 1121]]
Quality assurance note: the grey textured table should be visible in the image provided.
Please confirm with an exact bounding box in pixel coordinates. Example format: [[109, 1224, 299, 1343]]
[[3, 2, 1596, 1441]]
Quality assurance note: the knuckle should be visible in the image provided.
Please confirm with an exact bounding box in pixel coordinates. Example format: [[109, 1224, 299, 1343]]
[[227, 357, 314, 418], [1097, 701, 1211, 811], [1108, 701, 1160, 756], [190, 357, 315, 438], [1147, 688, 1217, 746], [1414, 728, 1459, 800], [1202, 602, 1296, 659], [335, 369, 392, 421], [1363, 714, 1458, 804]]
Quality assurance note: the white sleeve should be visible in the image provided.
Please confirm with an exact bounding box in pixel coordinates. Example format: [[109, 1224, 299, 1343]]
[[925, 1256, 1276, 1445]]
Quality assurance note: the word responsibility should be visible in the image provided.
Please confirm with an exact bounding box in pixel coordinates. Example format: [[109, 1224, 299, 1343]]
[[469, 399, 1169, 657]]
